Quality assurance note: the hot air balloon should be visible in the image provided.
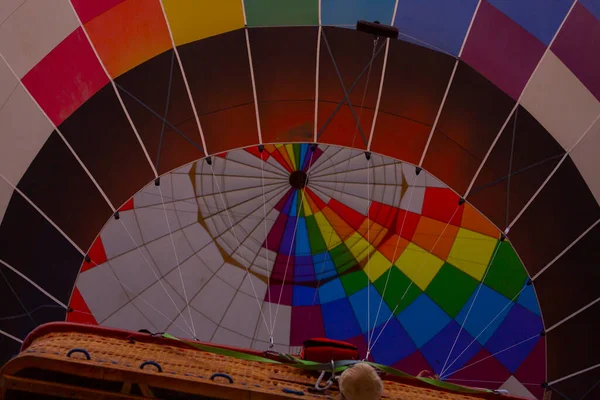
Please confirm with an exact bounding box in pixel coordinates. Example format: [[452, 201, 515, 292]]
[[0, 1, 599, 399]]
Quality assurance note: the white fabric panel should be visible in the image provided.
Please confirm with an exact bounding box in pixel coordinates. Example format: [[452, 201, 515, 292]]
[[163, 255, 213, 302], [146, 230, 195, 275], [169, 306, 217, 341], [0, 85, 53, 185], [103, 302, 156, 333], [402, 163, 427, 186], [220, 291, 261, 338], [521, 51, 600, 151], [196, 241, 224, 272], [0, 178, 12, 226], [254, 303, 291, 345], [173, 163, 192, 174], [77, 263, 130, 322], [212, 326, 252, 348], [400, 186, 425, 214], [190, 275, 235, 323], [174, 199, 199, 227], [131, 279, 186, 332], [181, 223, 212, 252], [109, 247, 158, 296], [134, 175, 174, 207], [0, 0, 78, 77], [100, 210, 143, 259], [499, 376, 535, 400], [0, 59, 17, 106], [216, 263, 246, 288], [0, 0, 25, 26], [569, 118, 600, 205], [239, 273, 268, 300], [135, 206, 181, 243], [171, 173, 195, 200]]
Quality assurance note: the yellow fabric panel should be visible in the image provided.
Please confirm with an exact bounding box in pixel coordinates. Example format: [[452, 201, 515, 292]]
[[345, 232, 375, 263], [395, 243, 444, 291], [364, 250, 392, 282], [357, 219, 388, 249], [162, 0, 244, 46], [314, 211, 342, 249], [447, 228, 497, 281], [284, 144, 297, 170], [301, 193, 313, 216]]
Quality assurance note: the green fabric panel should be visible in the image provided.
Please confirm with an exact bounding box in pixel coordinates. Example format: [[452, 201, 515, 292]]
[[426, 262, 479, 318], [293, 144, 301, 170], [244, 0, 319, 27], [306, 215, 327, 253], [330, 243, 357, 273], [340, 270, 368, 296], [163, 334, 492, 395], [483, 241, 528, 299], [373, 266, 421, 314]]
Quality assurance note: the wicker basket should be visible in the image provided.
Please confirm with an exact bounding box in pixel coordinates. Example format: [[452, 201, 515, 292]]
[[0, 323, 524, 400]]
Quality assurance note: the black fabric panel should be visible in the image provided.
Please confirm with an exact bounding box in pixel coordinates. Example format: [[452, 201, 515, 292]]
[[422, 61, 515, 195], [371, 39, 455, 165], [0, 193, 82, 306], [0, 264, 66, 340], [177, 29, 258, 154], [534, 223, 600, 328], [509, 156, 600, 277], [250, 27, 317, 144], [58, 85, 155, 208], [317, 27, 386, 148], [550, 366, 600, 400], [16, 132, 113, 252], [546, 300, 600, 383], [468, 106, 566, 229], [0, 337, 20, 371], [115, 49, 204, 176]]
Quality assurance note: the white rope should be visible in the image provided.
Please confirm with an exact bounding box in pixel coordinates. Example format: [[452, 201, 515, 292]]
[[440, 280, 526, 378], [368, 165, 417, 352], [271, 149, 316, 336], [156, 183, 197, 338], [443, 334, 540, 379], [366, 154, 371, 355], [259, 147, 273, 342], [89, 260, 195, 338], [207, 160, 272, 338], [117, 217, 195, 336], [370, 206, 460, 351], [439, 241, 503, 376]]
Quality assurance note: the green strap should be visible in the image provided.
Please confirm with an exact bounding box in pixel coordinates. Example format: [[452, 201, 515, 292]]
[[161, 334, 492, 395]]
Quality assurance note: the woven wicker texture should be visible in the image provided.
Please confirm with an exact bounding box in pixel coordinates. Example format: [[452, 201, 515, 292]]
[[17, 331, 500, 400]]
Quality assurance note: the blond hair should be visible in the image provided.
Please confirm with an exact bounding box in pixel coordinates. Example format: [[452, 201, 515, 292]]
[[338, 363, 383, 400]]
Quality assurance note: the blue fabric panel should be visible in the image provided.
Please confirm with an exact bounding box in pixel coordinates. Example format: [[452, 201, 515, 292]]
[[368, 318, 416, 366], [322, 297, 362, 339], [319, 277, 347, 303], [580, 0, 600, 20], [349, 285, 393, 333], [295, 218, 312, 257], [322, 0, 396, 27], [420, 321, 482, 376], [313, 252, 337, 280], [485, 304, 543, 373], [394, 0, 479, 56], [455, 284, 513, 345], [487, 0, 573, 45], [517, 284, 541, 316], [293, 285, 319, 306], [398, 293, 451, 348]]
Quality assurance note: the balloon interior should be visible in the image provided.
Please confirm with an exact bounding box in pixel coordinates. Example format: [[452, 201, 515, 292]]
[[1, 1, 599, 400]]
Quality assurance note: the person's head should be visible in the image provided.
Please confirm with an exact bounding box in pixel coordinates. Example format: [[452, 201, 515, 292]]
[[338, 363, 383, 400]]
